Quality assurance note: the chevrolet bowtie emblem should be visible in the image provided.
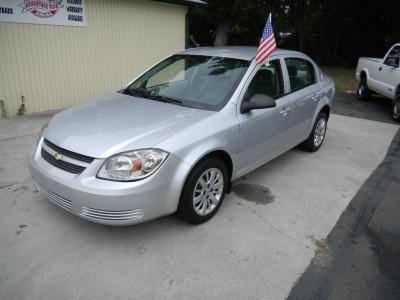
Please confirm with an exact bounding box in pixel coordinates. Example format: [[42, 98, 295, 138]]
[[53, 152, 63, 161]]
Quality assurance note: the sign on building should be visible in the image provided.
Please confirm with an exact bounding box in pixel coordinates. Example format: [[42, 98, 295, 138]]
[[0, 0, 86, 27]]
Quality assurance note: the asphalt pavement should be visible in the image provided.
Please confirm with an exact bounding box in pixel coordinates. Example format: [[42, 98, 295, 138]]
[[332, 92, 395, 124], [288, 92, 400, 300]]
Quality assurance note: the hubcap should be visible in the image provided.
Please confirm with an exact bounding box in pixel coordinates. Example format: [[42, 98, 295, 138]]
[[193, 168, 224, 216], [358, 85, 363, 96], [394, 98, 400, 118], [358, 81, 366, 97], [314, 118, 326, 147]]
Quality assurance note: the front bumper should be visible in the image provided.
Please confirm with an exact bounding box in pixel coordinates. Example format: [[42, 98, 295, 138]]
[[28, 138, 191, 225]]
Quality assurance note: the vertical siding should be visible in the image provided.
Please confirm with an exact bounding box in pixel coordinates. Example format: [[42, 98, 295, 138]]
[[0, 0, 187, 116]]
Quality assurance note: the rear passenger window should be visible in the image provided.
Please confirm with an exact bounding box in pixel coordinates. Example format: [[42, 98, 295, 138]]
[[244, 59, 284, 101], [285, 58, 316, 92]]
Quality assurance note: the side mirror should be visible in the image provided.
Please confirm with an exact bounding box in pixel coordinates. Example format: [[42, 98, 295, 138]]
[[385, 57, 400, 68], [241, 94, 276, 114]]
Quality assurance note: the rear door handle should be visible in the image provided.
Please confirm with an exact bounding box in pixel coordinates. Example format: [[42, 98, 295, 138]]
[[312, 93, 321, 102]]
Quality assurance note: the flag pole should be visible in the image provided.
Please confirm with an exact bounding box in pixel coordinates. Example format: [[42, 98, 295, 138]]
[[266, 13, 272, 66]]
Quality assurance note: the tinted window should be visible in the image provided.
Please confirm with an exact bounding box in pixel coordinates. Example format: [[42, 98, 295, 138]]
[[244, 60, 284, 101], [285, 58, 316, 91]]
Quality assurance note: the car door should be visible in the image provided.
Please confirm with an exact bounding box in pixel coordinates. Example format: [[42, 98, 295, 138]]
[[236, 58, 296, 176], [378, 45, 400, 98], [284, 57, 322, 141]]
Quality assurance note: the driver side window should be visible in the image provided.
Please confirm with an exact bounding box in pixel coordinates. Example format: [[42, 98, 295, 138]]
[[244, 60, 284, 101], [384, 46, 400, 65]]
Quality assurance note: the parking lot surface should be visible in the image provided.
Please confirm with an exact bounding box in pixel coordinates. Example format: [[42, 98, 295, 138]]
[[0, 108, 398, 299], [289, 93, 400, 300], [332, 92, 396, 124], [288, 129, 400, 300]]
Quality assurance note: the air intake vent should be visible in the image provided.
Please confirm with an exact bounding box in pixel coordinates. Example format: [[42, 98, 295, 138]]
[[38, 184, 72, 211], [80, 207, 144, 221]]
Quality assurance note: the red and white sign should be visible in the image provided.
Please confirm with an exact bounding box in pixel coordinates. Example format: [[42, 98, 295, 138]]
[[0, 0, 86, 27]]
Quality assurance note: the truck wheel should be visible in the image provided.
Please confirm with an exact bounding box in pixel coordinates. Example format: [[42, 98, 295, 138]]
[[357, 77, 371, 101], [393, 95, 400, 123]]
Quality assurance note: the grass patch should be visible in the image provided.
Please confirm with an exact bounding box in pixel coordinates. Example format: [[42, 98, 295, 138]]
[[321, 67, 357, 93], [310, 235, 329, 253]]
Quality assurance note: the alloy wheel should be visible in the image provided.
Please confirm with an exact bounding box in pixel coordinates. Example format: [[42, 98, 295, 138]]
[[314, 118, 327, 147], [192, 168, 224, 216]]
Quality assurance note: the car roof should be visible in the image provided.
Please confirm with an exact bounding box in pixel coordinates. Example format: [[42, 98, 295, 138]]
[[178, 46, 305, 61]]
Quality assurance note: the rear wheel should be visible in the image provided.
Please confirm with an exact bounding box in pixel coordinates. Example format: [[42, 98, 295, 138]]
[[357, 76, 371, 101], [299, 112, 328, 152], [177, 157, 228, 224], [393, 95, 400, 123]]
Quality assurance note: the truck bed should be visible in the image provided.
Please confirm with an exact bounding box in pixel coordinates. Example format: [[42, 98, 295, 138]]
[[358, 57, 382, 64]]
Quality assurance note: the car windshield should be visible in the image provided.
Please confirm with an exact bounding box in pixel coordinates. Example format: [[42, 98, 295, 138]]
[[124, 55, 250, 111]]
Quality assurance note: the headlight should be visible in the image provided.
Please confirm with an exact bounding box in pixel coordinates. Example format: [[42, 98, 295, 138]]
[[97, 149, 168, 181]]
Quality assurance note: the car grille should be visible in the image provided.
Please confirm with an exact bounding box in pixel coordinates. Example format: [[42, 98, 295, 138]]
[[41, 148, 86, 174], [80, 207, 144, 221], [38, 184, 72, 212], [43, 139, 94, 163]]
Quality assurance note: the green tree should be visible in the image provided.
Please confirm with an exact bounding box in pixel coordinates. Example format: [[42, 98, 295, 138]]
[[190, 0, 400, 66], [190, 0, 284, 46]]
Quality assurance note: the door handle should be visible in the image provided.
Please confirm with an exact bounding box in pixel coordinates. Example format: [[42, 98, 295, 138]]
[[312, 93, 321, 102], [280, 107, 291, 116], [379, 67, 382, 71]]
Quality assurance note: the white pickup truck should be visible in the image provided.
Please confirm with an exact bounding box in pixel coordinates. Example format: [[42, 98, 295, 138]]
[[356, 43, 400, 122]]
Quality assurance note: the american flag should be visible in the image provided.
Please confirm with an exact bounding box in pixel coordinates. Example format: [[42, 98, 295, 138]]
[[256, 14, 276, 64]]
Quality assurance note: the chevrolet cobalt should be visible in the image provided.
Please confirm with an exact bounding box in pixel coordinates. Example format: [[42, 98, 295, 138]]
[[29, 47, 335, 225]]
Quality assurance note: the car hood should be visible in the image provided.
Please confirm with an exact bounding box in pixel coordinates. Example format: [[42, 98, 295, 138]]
[[44, 92, 214, 158]]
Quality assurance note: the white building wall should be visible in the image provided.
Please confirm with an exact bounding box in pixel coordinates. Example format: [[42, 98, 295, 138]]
[[0, 0, 187, 116]]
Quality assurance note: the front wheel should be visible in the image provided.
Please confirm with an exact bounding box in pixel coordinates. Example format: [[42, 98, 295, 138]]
[[299, 112, 328, 152], [357, 77, 371, 101], [177, 157, 228, 224], [393, 95, 400, 123]]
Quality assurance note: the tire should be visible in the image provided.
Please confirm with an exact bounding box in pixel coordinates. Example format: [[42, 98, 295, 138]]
[[357, 76, 371, 101], [393, 94, 400, 123], [299, 112, 328, 152], [177, 157, 228, 224]]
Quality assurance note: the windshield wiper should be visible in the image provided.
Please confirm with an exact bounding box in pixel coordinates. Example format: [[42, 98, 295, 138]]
[[125, 88, 183, 105], [122, 87, 183, 106], [146, 94, 183, 106], [122, 87, 135, 96], [122, 87, 148, 98]]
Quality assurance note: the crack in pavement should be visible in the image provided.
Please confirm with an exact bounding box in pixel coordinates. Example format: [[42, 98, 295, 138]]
[[244, 203, 310, 249]]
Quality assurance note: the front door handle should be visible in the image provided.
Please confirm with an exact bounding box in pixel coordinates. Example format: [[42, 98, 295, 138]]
[[379, 67, 382, 71], [280, 107, 291, 116]]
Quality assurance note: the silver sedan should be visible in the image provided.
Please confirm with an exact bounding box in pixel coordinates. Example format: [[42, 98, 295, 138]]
[[29, 47, 335, 225]]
